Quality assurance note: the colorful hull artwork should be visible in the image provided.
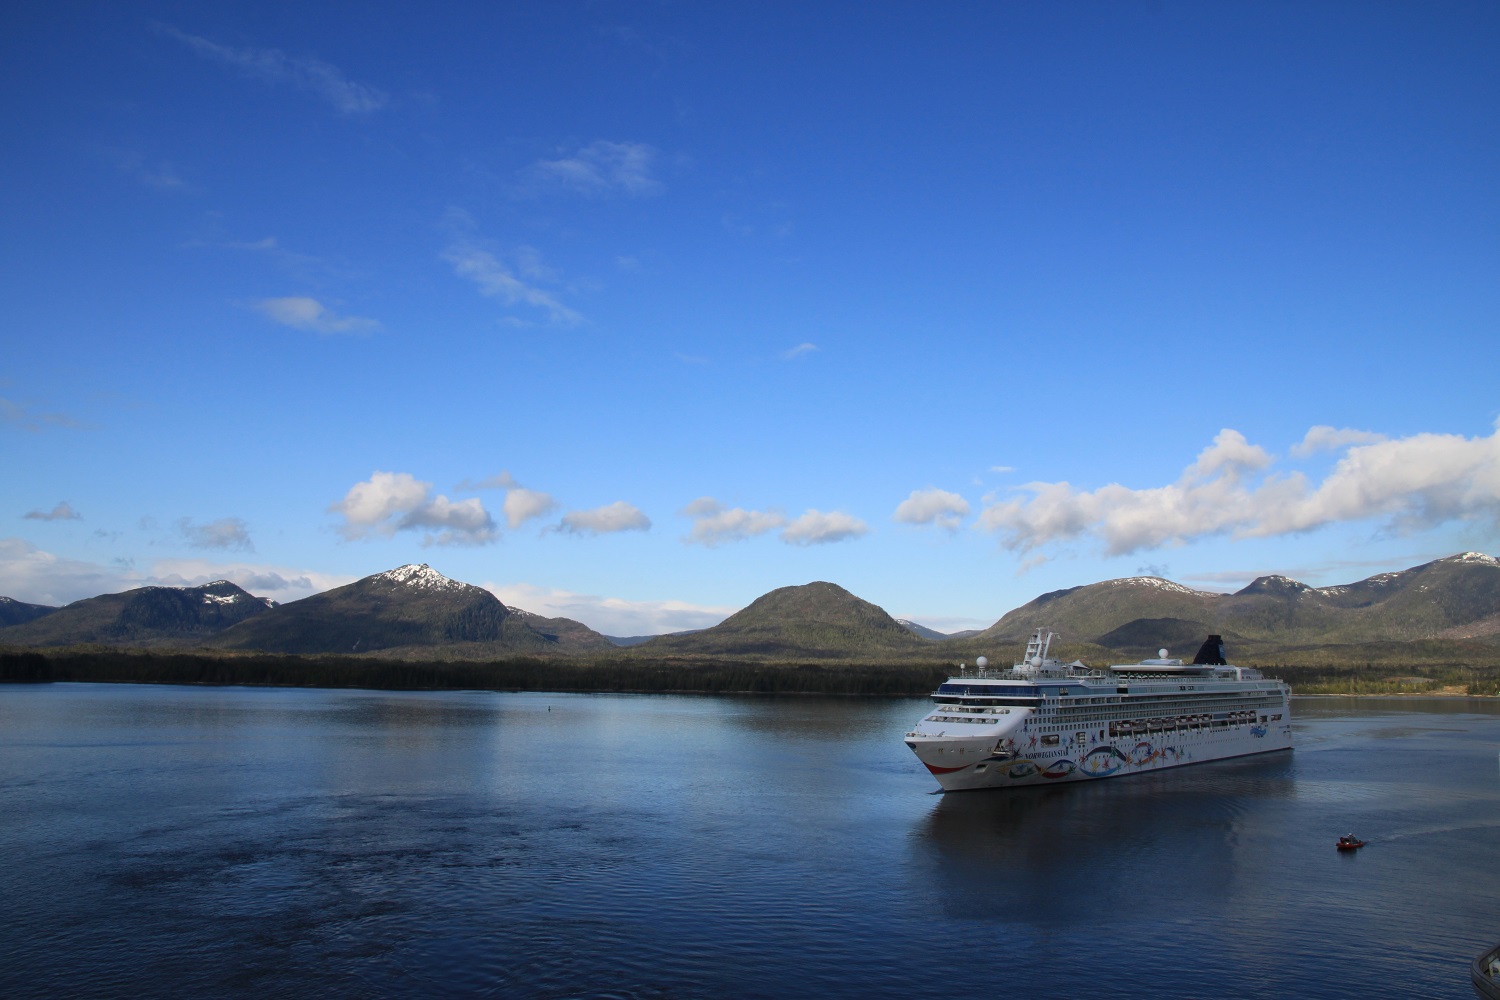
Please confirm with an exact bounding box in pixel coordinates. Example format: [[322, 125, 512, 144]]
[[1081, 745, 1130, 776], [1000, 740, 1195, 783]]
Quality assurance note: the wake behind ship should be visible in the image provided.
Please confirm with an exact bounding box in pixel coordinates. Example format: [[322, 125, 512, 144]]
[[905, 630, 1292, 791]]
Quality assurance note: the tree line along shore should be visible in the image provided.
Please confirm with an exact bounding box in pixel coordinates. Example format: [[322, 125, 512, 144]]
[[3, 649, 1499, 697]]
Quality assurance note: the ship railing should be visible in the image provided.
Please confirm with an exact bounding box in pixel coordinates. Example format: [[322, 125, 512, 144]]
[[959, 665, 1108, 680]]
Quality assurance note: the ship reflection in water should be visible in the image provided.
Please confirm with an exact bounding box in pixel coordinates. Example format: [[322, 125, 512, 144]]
[[913, 752, 1296, 923]]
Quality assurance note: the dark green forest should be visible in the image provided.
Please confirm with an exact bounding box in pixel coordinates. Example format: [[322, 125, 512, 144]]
[[0, 648, 951, 696], [5, 648, 1500, 697]]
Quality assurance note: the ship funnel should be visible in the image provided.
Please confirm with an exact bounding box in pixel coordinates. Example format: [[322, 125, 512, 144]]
[[1192, 634, 1227, 665]]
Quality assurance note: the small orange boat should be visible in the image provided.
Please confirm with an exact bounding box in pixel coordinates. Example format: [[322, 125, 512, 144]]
[[1336, 834, 1366, 851]]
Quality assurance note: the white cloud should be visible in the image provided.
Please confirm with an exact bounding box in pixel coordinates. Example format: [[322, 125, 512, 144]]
[[330, 471, 430, 535], [526, 141, 663, 197], [977, 429, 1295, 556], [1181, 429, 1273, 482], [894, 614, 996, 635], [781, 509, 869, 546], [254, 296, 379, 334], [892, 488, 970, 529], [0, 538, 126, 606], [979, 422, 1500, 556], [1181, 553, 1435, 592], [680, 497, 787, 546], [23, 501, 82, 522], [178, 516, 253, 551], [329, 471, 498, 546], [558, 501, 652, 535], [680, 498, 870, 546], [397, 495, 493, 545], [148, 559, 355, 603], [782, 342, 818, 360], [156, 24, 388, 114], [483, 580, 733, 637], [1252, 423, 1500, 537], [0, 539, 351, 607], [502, 488, 558, 529], [1291, 425, 1388, 458], [442, 241, 583, 327]]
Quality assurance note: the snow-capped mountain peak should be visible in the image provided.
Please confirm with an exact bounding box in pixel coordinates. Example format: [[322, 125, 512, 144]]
[[374, 563, 469, 592], [1112, 577, 1200, 596]]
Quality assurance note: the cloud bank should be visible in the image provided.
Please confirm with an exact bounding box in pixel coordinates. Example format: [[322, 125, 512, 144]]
[[979, 423, 1500, 556], [0, 538, 350, 607], [483, 580, 732, 637]]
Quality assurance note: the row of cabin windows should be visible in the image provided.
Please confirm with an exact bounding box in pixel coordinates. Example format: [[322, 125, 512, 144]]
[[1038, 699, 1284, 720], [1025, 711, 1277, 740]]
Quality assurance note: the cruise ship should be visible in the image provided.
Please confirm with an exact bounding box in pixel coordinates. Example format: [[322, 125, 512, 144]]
[[905, 629, 1292, 791]]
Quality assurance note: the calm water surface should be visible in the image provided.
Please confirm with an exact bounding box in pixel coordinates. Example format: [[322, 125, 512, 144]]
[[2, 684, 1498, 998]]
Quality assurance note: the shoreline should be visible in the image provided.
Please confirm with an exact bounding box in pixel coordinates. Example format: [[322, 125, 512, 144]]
[[7, 676, 1498, 700], [5, 649, 1498, 699]]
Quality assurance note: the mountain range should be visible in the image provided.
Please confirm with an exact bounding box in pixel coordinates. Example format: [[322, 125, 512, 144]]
[[960, 551, 1500, 660], [2, 553, 1499, 664], [0, 580, 273, 647]]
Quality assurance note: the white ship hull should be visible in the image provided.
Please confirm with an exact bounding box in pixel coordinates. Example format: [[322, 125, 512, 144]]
[[908, 716, 1292, 791], [906, 630, 1292, 792]]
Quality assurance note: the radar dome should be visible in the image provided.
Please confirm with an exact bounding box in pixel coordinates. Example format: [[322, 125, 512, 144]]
[[1158, 648, 1168, 658], [975, 656, 988, 669]]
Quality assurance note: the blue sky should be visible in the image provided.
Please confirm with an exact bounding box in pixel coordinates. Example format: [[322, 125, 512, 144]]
[[3, 1, 1498, 637]]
